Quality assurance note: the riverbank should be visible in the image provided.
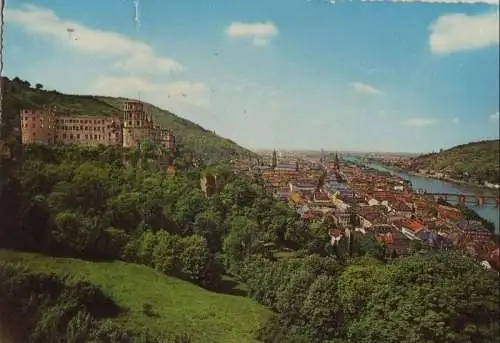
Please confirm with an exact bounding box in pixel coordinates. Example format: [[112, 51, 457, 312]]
[[376, 162, 499, 194], [353, 158, 500, 233]]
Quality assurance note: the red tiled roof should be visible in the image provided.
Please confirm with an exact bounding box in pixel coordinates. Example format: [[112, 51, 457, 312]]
[[329, 229, 343, 237], [406, 221, 424, 233], [392, 201, 412, 212], [314, 192, 331, 201], [375, 232, 394, 245], [394, 219, 424, 233]]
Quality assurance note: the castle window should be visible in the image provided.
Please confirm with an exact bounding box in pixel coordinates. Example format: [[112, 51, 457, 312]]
[[69, 134, 73, 139], [80, 126, 83, 130], [94, 135, 98, 139], [137, 121, 140, 126], [33, 124, 35, 128], [33, 132, 36, 137], [63, 134, 67, 139], [77, 134, 80, 139], [84, 134, 88, 139]]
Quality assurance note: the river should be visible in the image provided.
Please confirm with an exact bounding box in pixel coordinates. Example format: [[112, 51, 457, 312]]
[[345, 157, 499, 233]]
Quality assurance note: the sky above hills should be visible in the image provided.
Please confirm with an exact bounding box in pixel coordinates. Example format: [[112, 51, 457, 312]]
[[3, 0, 499, 153]]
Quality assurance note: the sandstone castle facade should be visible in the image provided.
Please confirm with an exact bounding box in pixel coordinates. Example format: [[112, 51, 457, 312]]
[[20, 100, 176, 155]]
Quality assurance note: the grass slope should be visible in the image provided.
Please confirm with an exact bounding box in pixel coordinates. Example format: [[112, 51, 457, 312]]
[[3, 76, 254, 158], [0, 250, 271, 343], [411, 140, 500, 183]]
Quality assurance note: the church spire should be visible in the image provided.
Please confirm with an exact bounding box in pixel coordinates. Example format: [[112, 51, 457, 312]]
[[272, 149, 277, 168]]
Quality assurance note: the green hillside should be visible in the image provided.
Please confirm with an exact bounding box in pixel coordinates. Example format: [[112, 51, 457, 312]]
[[410, 140, 500, 184], [0, 249, 271, 343], [3, 76, 254, 159]]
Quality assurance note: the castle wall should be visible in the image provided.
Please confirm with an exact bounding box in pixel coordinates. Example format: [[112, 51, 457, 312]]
[[20, 101, 174, 152], [20, 109, 56, 144], [55, 115, 122, 146]]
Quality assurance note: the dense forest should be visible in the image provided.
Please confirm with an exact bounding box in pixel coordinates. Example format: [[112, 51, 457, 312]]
[[0, 143, 499, 342]]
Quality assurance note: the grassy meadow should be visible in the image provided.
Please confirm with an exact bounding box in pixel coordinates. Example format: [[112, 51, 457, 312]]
[[0, 250, 272, 343]]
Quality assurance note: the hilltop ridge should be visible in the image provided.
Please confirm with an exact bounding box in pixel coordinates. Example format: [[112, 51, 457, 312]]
[[2, 76, 255, 159], [398, 140, 500, 185]]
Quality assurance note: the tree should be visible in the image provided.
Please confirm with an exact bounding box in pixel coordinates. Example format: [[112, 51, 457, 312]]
[[35, 83, 44, 90], [136, 231, 159, 267], [51, 212, 91, 256], [222, 216, 260, 275], [178, 235, 211, 282], [338, 256, 384, 322], [301, 275, 343, 341], [275, 270, 315, 315], [347, 251, 500, 343], [193, 209, 223, 253], [307, 221, 330, 255]]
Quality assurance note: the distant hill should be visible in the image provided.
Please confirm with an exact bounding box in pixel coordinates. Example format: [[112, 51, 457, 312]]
[[2, 76, 255, 159], [408, 140, 500, 184]]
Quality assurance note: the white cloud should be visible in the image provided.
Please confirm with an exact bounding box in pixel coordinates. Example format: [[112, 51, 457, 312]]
[[429, 11, 500, 55], [452, 117, 460, 124], [401, 117, 438, 127], [5, 4, 184, 74], [225, 21, 278, 46], [490, 112, 500, 121], [350, 82, 383, 95], [89, 76, 210, 108]]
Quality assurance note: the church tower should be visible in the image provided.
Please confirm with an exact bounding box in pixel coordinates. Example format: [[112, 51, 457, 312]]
[[272, 149, 277, 169]]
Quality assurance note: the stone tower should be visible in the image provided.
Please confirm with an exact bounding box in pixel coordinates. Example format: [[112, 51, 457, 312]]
[[122, 100, 153, 148]]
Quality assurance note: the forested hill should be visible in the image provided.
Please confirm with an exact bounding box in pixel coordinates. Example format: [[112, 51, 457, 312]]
[[2, 76, 255, 159], [410, 140, 500, 184]]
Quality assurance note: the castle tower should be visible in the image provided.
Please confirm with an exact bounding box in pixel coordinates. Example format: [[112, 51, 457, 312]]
[[122, 100, 148, 148], [20, 108, 56, 145]]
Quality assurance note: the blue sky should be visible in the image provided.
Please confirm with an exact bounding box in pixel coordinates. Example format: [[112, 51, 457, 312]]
[[4, 0, 499, 153]]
